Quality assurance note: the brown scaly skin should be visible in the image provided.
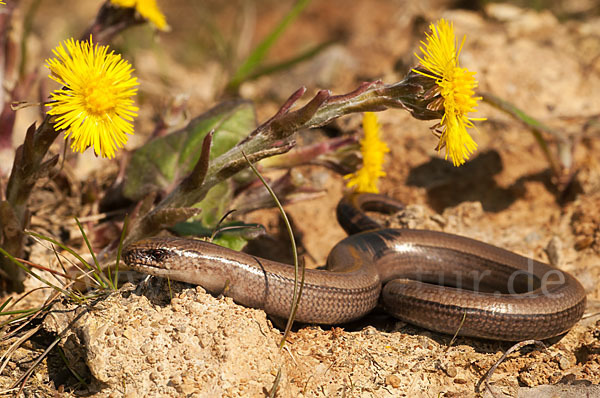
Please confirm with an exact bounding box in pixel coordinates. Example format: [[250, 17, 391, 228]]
[[123, 194, 586, 341]]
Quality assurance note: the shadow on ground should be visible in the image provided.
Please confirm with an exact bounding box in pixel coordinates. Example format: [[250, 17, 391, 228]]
[[405, 150, 569, 213]]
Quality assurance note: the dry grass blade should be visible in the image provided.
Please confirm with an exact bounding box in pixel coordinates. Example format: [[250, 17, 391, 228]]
[[11, 336, 61, 394], [267, 367, 282, 398], [0, 325, 41, 376], [13, 257, 69, 280], [0, 289, 60, 336], [7, 291, 103, 394], [444, 311, 467, 353], [209, 209, 238, 242], [475, 339, 546, 394], [0, 247, 73, 299], [26, 230, 108, 289]]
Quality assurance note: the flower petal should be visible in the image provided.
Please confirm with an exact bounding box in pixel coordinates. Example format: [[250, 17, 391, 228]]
[[46, 37, 139, 159]]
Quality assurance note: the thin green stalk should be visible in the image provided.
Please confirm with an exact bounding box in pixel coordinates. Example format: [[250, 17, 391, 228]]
[[26, 230, 108, 289], [210, 210, 237, 242], [113, 214, 129, 289], [0, 247, 74, 299], [0, 298, 12, 313], [228, 0, 312, 91], [0, 311, 41, 328], [0, 308, 40, 316], [242, 151, 305, 397], [241, 152, 305, 350], [57, 347, 88, 387], [268, 367, 283, 398], [480, 92, 568, 177], [74, 217, 108, 289], [244, 39, 335, 83]]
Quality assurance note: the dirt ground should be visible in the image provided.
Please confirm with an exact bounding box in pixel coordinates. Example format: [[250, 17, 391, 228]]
[[1, 0, 600, 397]]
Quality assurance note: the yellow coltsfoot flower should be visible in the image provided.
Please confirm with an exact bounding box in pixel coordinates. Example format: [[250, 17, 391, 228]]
[[344, 112, 390, 193], [110, 0, 169, 31], [46, 37, 139, 159], [414, 19, 485, 166]]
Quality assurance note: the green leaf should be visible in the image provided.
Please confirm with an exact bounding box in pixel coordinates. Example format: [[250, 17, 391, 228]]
[[192, 181, 232, 226], [123, 100, 256, 201], [211, 234, 249, 252], [169, 221, 264, 251]]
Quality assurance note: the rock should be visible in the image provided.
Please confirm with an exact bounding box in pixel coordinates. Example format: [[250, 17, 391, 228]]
[[43, 283, 284, 396]]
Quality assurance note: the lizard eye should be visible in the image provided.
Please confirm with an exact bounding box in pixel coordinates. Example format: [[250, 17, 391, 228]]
[[145, 248, 169, 264], [129, 248, 170, 265]]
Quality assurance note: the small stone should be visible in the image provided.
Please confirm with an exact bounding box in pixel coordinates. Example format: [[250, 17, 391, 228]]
[[431, 214, 447, 226], [545, 236, 563, 267], [559, 355, 572, 370], [362, 326, 377, 336], [453, 378, 467, 384], [575, 236, 594, 251], [518, 370, 537, 387], [385, 374, 402, 388], [123, 389, 139, 398], [123, 328, 134, 340], [443, 392, 463, 398], [444, 365, 458, 378], [180, 376, 196, 394]]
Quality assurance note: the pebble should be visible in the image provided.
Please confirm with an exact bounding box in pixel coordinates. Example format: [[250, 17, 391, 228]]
[[385, 374, 402, 388], [445, 365, 458, 378], [559, 355, 572, 370], [545, 236, 563, 267]]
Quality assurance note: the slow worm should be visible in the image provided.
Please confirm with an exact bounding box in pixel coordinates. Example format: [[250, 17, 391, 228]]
[[123, 193, 586, 340]]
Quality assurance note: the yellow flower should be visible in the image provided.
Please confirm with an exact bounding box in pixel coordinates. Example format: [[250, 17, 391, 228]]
[[110, 0, 170, 31], [46, 37, 139, 159], [414, 19, 484, 166], [344, 112, 390, 193]]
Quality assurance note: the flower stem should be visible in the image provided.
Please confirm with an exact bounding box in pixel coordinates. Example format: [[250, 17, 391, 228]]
[[122, 76, 443, 258], [1, 115, 61, 291]]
